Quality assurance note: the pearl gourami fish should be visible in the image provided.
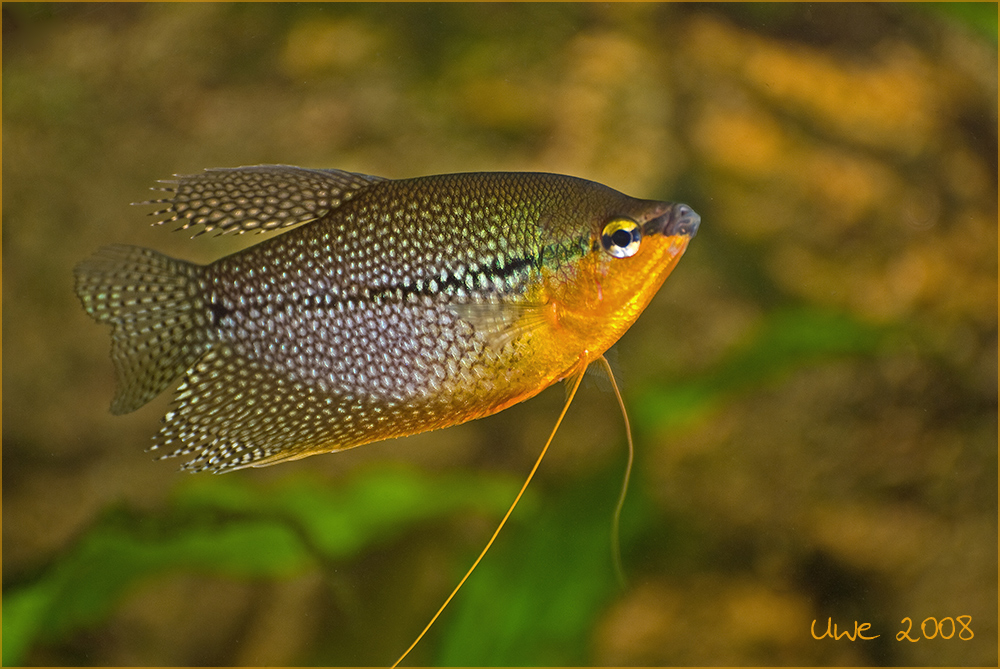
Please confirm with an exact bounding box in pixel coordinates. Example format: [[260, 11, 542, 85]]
[[75, 165, 700, 663], [76, 165, 699, 473]]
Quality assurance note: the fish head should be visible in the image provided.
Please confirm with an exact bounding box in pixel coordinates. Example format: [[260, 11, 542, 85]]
[[546, 197, 700, 356]]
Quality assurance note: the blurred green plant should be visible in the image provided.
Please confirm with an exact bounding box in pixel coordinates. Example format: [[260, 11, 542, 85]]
[[635, 308, 887, 432], [432, 466, 652, 666], [923, 2, 998, 43], [1, 467, 529, 667]]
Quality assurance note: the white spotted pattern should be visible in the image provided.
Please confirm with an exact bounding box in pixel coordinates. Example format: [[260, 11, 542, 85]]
[[140, 164, 387, 236], [78, 168, 660, 473]]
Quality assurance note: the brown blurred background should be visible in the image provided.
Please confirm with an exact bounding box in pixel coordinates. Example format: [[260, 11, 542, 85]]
[[3, 3, 997, 666]]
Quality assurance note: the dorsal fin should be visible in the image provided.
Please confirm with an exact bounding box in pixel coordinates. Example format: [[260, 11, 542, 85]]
[[137, 164, 388, 237]]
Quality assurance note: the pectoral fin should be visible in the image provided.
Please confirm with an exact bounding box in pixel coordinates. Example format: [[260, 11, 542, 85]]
[[449, 299, 551, 351]]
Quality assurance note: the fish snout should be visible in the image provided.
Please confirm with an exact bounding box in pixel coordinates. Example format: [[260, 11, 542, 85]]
[[642, 202, 699, 239], [662, 202, 700, 238]]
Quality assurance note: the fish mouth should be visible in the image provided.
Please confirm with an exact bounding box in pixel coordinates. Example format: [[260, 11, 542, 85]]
[[646, 202, 700, 239]]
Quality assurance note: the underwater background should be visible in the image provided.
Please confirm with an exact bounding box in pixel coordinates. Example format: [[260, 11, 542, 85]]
[[4, 3, 997, 665]]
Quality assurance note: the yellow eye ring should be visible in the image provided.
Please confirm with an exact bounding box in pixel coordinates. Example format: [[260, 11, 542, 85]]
[[600, 218, 642, 258]]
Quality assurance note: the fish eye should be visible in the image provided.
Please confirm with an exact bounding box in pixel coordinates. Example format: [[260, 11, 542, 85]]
[[600, 218, 641, 258]]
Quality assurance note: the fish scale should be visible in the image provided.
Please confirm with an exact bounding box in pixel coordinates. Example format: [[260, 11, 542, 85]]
[[75, 165, 699, 473]]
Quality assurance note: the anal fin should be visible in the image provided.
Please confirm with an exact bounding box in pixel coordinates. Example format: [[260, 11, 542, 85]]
[[152, 346, 383, 474]]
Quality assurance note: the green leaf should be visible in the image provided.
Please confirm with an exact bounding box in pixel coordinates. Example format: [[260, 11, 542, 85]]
[[635, 308, 887, 431], [921, 2, 998, 43], [2, 466, 524, 667], [434, 468, 635, 665], [2, 512, 307, 667]]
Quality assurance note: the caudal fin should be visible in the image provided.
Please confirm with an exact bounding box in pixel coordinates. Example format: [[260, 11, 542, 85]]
[[74, 244, 211, 414]]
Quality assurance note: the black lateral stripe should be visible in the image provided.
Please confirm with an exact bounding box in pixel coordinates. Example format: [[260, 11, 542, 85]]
[[368, 252, 539, 302], [209, 302, 232, 326], [222, 243, 585, 317]]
